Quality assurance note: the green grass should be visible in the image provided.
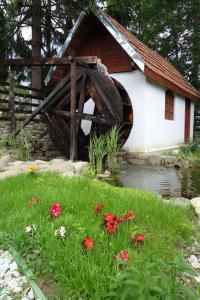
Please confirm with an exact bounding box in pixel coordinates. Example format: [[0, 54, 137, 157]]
[[0, 173, 199, 299]]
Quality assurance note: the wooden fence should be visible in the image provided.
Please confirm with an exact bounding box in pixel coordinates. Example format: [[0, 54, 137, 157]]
[[0, 80, 43, 132]]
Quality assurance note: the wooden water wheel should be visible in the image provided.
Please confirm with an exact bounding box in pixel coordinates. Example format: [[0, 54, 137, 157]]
[[45, 66, 133, 160], [15, 58, 133, 161]]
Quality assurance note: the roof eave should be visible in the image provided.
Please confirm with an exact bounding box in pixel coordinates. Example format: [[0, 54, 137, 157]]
[[145, 66, 200, 102]]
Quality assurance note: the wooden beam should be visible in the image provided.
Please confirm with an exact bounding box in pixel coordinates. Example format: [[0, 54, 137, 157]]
[[77, 72, 87, 133], [70, 61, 77, 161], [0, 56, 98, 67], [52, 110, 112, 125]]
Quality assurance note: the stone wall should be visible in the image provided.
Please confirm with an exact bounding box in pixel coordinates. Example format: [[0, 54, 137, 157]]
[[0, 121, 61, 161]]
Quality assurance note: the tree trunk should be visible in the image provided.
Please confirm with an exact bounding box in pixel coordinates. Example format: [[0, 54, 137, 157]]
[[31, 0, 42, 101]]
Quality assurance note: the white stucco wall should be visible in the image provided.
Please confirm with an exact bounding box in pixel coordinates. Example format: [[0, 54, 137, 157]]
[[111, 70, 195, 152]]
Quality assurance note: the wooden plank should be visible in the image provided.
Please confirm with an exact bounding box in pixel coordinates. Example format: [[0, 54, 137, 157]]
[[8, 69, 16, 132], [0, 107, 42, 114], [0, 98, 39, 108], [70, 62, 77, 161], [0, 89, 43, 100], [0, 81, 42, 93]]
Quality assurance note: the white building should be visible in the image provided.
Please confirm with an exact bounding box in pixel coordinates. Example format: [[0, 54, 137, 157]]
[[45, 9, 200, 154]]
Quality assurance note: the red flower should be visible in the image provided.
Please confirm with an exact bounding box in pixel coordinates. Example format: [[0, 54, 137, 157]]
[[49, 202, 61, 218], [94, 204, 104, 214], [104, 213, 116, 222], [103, 214, 118, 234], [115, 250, 129, 261], [82, 237, 95, 250], [123, 211, 135, 221], [130, 234, 145, 246]]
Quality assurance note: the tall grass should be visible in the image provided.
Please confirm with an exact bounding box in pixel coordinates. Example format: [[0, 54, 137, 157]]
[[88, 126, 120, 174]]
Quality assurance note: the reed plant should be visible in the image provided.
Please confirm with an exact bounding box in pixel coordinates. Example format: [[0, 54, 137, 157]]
[[89, 134, 107, 174], [106, 126, 120, 173], [88, 126, 120, 175]]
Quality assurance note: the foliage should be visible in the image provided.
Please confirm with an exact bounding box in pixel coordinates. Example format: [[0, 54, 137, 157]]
[[0, 173, 199, 299], [0, 129, 34, 161], [105, 256, 198, 300], [178, 133, 200, 166]]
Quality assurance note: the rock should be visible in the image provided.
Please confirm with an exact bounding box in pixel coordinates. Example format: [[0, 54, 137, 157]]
[[194, 275, 200, 283], [27, 288, 35, 300], [7, 279, 22, 293], [188, 255, 200, 269], [9, 261, 18, 272], [146, 154, 161, 165], [190, 197, 200, 218], [74, 161, 88, 176], [0, 295, 12, 300], [126, 158, 145, 165], [160, 156, 176, 166], [0, 155, 12, 169], [166, 197, 191, 207], [0, 263, 9, 277], [104, 170, 111, 177]]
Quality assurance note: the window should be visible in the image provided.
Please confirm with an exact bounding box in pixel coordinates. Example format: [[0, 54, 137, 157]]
[[165, 90, 174, 120]]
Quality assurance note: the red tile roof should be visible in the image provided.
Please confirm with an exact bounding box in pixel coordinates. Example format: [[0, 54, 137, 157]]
[[105, 13, 200, 101]]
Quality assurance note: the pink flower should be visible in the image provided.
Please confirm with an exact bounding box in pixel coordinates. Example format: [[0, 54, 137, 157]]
[[49, 202, 61, 218], [94, 204, 104, 214], [82, 237, 95, 250], [115, 250, 129, 261]]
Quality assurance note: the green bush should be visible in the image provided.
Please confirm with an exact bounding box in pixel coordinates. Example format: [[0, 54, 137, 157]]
[[105, 256, 198, 300]]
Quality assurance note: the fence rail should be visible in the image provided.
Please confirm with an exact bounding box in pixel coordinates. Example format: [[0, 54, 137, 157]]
[[0, 81, 43, 131]]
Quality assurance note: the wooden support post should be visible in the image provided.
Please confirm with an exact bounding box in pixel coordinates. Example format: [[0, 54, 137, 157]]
[[8, 67, 16, 133], [70, 61, 77, 161]]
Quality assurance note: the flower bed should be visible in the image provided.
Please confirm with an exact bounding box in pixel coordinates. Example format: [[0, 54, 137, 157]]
[[0, 173, 199, 299]]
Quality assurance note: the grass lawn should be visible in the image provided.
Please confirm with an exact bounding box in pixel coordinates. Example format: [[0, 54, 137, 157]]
[[0, 172, 199, 299]]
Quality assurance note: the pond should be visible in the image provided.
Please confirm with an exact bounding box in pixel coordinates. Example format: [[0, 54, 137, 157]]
[[117, 165, 200, 199]]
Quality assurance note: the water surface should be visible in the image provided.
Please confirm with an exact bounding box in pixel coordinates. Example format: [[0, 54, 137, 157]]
[[117, 165, 200, 199]]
